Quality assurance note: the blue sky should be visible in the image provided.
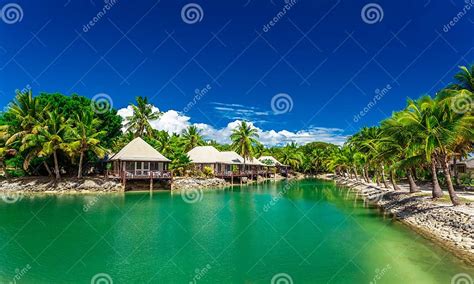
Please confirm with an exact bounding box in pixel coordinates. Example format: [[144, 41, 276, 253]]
[[0, 0, 473, 145]]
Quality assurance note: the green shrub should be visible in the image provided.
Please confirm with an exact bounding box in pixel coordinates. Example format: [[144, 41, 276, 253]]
[[460, 174, 473, 186], [6, 169, 26, 177], [232, 165, 239, 173]]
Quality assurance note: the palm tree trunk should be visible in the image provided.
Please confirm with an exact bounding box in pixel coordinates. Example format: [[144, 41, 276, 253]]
[[77, 150, 84, 179], [452, 157, 461, 186], [361, 168, 367, 183], [43, 161, 53, 176], [364, 166, 370, 183], [406, 169, 419, 193], [441, 157, 461, 206], [412, 167, 418, 180], [375, 172, 381, 186], [53, 150, 60, 180], [353, 167, 359, 181], [381, 164, 389, 188], [430, 159, 444, 199], [390, 170, 401, 191]]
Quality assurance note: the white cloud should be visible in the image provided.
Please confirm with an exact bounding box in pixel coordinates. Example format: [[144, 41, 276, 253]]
[[211, 102, 270, 121], [117, 106, 190, 135], [118, 106, 348, 146]]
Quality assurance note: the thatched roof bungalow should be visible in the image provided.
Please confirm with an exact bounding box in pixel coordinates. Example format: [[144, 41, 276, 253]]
[[108, 137, 171, 181]]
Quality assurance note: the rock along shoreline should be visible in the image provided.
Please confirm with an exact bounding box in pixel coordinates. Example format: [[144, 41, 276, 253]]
[[0, 173, 303, 194], [325, 175, 474, 266]]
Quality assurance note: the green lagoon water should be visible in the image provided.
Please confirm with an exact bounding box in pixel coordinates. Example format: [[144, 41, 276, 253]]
[[0, 179, 473, 283]]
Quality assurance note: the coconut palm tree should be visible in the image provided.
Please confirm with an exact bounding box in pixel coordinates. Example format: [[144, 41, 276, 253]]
[[348, 126, 391, 187], [125, 96, 161, 137], [0, 125, 17, 177], [6, 90, 47, 146], [170, 152, 191, 176], [153, 130, 174, 156], [69, 110, 107, 178], [253, 141, 265, 158], [181, 126, 204, 152], [24, 111, 70, 179], [451, 65, 474, 91], [230, 121, 259, 166], [278, 143, 303, 170], [400, 95, 474, 205], [380, 112, 422, 192]]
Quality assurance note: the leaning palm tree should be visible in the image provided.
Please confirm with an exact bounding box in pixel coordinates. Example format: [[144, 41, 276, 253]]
[[125, 96, 161, 137], [6, 90, 47, 146], [400, 95, 474, 205], [29, 111, 70, 179], [380, 112, 421, 193], [181, 126, 204, 152], [69, 110, 107, 178], [230, 121, 259, 167]]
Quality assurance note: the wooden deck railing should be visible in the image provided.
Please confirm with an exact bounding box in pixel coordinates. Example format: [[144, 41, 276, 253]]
[[108, 170, 172, 179]]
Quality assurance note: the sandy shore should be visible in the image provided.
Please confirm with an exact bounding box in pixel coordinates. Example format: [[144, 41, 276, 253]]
[[328, 175, 474, 265]]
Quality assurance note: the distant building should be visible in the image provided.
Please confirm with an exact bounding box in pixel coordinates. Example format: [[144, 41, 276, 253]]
[[451, 157, 474, 178]]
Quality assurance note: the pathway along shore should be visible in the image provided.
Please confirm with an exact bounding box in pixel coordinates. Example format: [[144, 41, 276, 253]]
[[326, 175, 474, 266]]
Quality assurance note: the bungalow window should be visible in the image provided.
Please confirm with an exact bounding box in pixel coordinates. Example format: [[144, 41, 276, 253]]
[[125, 162, 134, 171], [458, 165, 467, 173]]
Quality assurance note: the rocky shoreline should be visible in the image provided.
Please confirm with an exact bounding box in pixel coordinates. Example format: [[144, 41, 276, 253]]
[[0, 177, 123, 193], [0, 173, 303, 194], [172, 177, 228, 190], [332, 176, 474, 266]]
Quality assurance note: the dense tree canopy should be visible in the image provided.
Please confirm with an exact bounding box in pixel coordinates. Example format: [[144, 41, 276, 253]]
[[0, 64, 472, 203]]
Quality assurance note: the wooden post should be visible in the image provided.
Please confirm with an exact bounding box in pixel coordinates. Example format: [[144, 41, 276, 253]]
[[170, 170, 174, 190], [150, 175, 153, 193]]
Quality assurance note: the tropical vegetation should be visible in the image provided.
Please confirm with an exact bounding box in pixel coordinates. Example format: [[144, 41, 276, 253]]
[[0, 65, 472, 206]]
